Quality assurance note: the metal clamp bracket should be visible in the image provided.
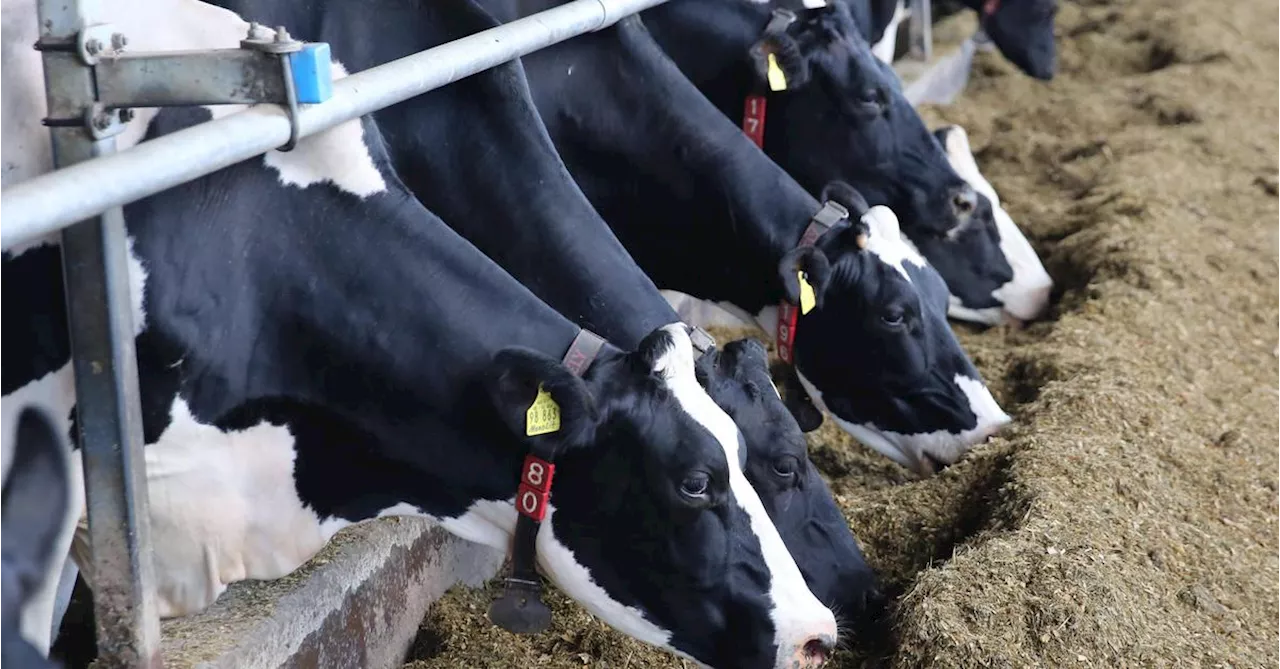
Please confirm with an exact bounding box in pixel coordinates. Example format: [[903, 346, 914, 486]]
[[241, 24, 305, 151], [35, 21, 331, 150]]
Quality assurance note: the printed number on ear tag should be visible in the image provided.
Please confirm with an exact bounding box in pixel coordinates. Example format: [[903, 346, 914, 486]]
[[526, 385, 561, 437], [797, 271, 816, 315], [766, 52, 788, 92]]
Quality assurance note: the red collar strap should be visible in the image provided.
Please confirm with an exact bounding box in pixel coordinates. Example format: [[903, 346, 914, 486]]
[[776, 201, 850, 365], [741, 9, 798, 149], [688, 325, 717, 354], [742, 94, 769, 149], [489, 328, 605, 635]]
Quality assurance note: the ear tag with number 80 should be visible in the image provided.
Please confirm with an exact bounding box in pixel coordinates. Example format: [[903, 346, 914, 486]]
[[526, 384, 561, 436], [766, 52, 788, 92], [797, 271, 816, 315]]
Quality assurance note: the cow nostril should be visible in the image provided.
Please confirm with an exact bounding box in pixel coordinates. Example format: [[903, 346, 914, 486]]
[[952, 188, 978, 216], [802, 636, 835, 664]]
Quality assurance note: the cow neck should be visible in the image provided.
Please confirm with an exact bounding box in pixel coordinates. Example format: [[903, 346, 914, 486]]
[[489, 328, 606, 635], [538, 18, 822, 306], [774, 201, 850, 365], [379, 66, 678, 351]]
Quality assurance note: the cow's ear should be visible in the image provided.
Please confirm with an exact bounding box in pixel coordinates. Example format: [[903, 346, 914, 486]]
[[770, 363, 824, 432], [778, 245, 833, 311], [484, 348, 599, 450], [2, 407, 73, 597], [749, 34, 811, 91]]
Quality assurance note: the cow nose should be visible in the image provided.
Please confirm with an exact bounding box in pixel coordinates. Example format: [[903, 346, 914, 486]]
[[951, 185, 979, 218], [794, 634, 836, 667]]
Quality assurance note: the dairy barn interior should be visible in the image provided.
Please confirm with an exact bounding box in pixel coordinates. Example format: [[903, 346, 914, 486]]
[[1, 0, 1276, 667]]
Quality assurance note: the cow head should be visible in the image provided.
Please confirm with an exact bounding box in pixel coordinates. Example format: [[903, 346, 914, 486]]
[[777, 199, 1011, 476], [746, 3, 1014, 316], [694, 337, 883, 626], [932, 125, 1053, 324], [2, 407, 72, 669], [484, 324, 838, 668], [979, 0, 1058, 80]]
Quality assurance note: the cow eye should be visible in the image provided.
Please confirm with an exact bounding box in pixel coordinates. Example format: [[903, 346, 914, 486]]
[[680, 472, 710, 499], [881, 309, 905, 327], [772, 455, 801, 479]]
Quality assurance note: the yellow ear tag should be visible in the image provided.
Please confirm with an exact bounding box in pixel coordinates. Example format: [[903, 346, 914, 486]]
[[766, 52, 788, 92], [798, 270, 816, 315], [525, 384, 561, 437]]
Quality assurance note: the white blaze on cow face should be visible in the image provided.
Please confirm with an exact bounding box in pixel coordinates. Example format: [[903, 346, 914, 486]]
[[646, 325, 837, 668], [936, 125, 1053, 323], [861, 205, 930, 281]]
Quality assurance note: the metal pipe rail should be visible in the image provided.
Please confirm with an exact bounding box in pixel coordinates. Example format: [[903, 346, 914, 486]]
[[1, 0, 668, 251]]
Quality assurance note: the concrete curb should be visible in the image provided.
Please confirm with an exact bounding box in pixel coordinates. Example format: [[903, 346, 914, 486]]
[[158, 518, 504, 669]]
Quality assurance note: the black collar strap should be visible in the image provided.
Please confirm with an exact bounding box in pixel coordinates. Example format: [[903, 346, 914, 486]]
[[489, 328, 605, 635], [688, 324, 717, 355]]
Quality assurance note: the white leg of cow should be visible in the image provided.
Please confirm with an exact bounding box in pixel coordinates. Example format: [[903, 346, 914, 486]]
[[16, 448, 82, 656], [870, 0, 906, 64], [48, 558, 79, 645]]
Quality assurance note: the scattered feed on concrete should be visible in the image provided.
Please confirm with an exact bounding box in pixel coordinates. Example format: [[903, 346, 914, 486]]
[[406, 0, 1278, 666]]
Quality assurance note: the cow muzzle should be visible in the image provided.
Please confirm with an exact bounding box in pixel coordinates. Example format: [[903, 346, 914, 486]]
[[781, 634, 836, 669]]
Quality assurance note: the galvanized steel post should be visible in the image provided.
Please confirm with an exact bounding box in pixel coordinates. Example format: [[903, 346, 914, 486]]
[[906, 0, 933, 62], [34, 0, 161, 664]]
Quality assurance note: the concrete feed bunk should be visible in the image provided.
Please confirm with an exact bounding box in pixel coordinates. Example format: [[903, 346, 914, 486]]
[[406, 0, 1279, 666]]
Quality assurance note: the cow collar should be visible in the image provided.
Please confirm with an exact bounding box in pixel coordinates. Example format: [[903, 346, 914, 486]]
[[489, 328, 605, 635], [776, 201, 850, 365], [741, 8, 798, 149]]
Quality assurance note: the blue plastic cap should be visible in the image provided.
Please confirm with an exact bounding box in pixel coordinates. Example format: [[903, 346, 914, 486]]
[[289, 43, 333, 104]]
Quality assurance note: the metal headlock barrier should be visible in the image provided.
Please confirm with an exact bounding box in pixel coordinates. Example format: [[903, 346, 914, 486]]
[[1, 0, 935, 664], [5, 0, 664, 664]]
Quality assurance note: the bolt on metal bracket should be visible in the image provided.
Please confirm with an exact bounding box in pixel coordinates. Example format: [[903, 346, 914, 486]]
[[77, 22, 119, 64]]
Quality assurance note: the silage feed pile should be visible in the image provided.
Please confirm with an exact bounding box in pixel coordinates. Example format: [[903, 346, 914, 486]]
[[404, 0, 1279, 666]]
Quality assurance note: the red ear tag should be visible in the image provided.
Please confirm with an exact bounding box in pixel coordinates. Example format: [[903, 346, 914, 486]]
[[516, 454, 555, 521]]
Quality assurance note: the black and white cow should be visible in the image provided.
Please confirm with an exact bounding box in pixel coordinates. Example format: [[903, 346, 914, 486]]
[[839, 3, 1054, 324], [637, 0, 1034, 324], [208, 0, 882, 625], [932, 124, 1052, 322], [453, 0, 1011, 475], [2, 2, 841, 666], [933, 0, 1059, 80], [2, 407, 74, 669]]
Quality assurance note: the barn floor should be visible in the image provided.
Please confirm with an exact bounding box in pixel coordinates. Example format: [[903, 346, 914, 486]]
[[404, 0, 1279, 666]]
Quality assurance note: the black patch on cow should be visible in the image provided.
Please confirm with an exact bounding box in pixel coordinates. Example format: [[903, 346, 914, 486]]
[[2, 244, 71, 395]]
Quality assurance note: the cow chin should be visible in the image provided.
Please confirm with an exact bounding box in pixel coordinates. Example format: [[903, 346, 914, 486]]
[[534, 507, 684, 653], [990, 209, 1053, 322], [796, 372, 1011, 477]]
